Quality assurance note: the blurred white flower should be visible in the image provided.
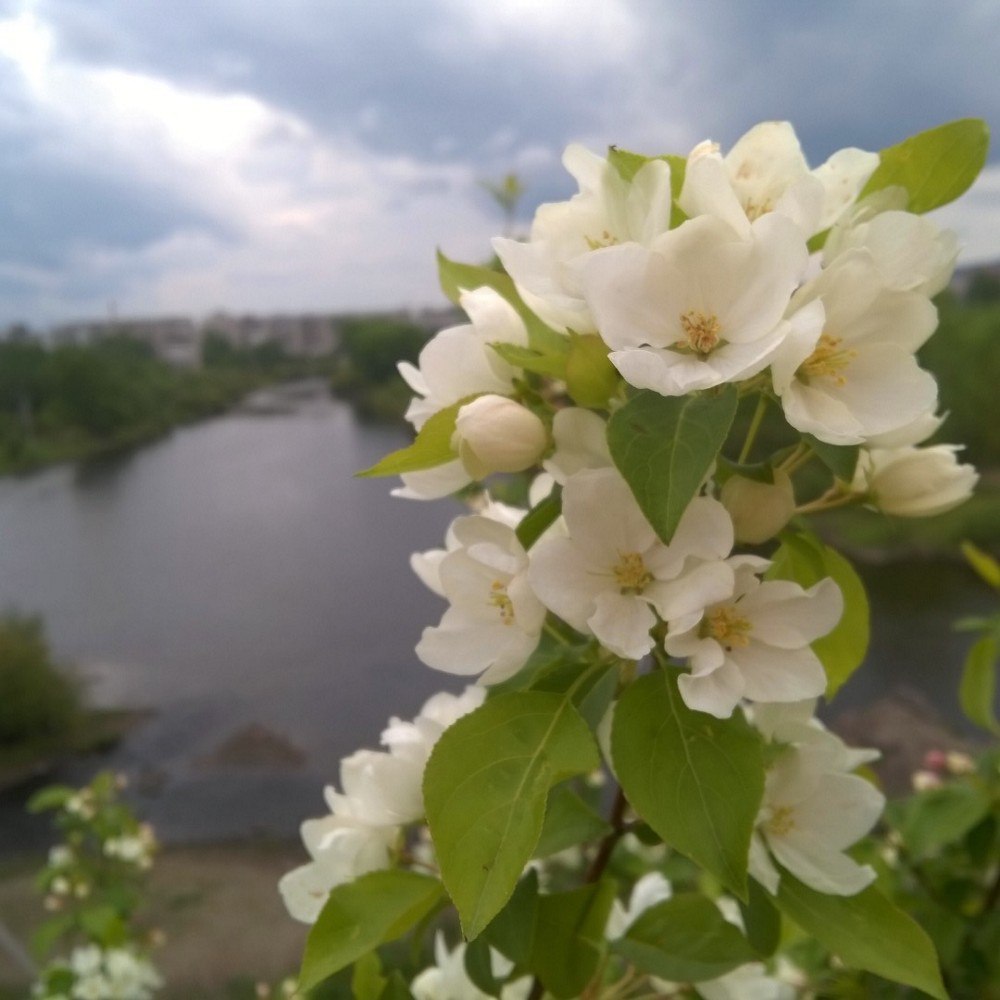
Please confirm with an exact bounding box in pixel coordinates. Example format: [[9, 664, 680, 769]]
[[411, 932, 530, 1000], [853, 443, 978, 516]]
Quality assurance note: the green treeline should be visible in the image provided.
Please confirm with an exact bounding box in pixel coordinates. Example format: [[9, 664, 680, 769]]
[[0, 331, 332, 475]]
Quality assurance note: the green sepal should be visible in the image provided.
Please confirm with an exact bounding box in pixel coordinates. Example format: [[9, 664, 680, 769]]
[[356, 397, 471, 477]]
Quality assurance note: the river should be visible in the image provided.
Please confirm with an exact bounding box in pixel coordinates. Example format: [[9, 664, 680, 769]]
[[0, 382, 993, 850]]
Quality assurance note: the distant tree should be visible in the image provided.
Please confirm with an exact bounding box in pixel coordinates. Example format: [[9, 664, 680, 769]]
[[202, 330, 240, 367], [966, 269, 1000, 304], [339, 317, 429, 383]]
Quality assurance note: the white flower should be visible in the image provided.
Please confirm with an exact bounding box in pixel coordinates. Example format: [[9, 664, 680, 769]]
[[278, 816, 396, 924], [529, 469, 735, 661], [695, 963, 795, 1000], [452, 395, 548, 478], [853, 443, 978, 516], [411, 932, 530, 1000], [380, 686, 487, 772], [416, 515, 545, 683], [493, 144, 673, 334], [680, 121, 879, 239], [749, 741, 883, 897], [542, 407, 612, 484], [605, 871, 673, 939], [583, 214, 811, 397], [719, 471, 796, 545], [666, 557, 843, 718], [825, 202, 958, 297], [774, 249, 939, 445], [399, 287, 528, 431]]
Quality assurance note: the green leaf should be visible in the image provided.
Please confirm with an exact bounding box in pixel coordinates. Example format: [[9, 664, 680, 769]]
[[607, 387, 738, 544], [565, 334, 620, 408], [775, 873, 947, 1000], [482, 870, 539, 967], [960, 633, 1000, 735], [769, 532, 869, 698], [803, 435, 859, 482], [896, 783, 992, 860], [534, 784, 612, 859], [490, 342, 567, 379], [351, 951, 386, 1000], [378, 973, 415, 1000], [356, 398, 468, 477], [463, 935, 503, 997], [962, 540, 1000, 590], [612, 893, 759, 982], [424, 690, 600, 938], [437, 250, 567, 356], [299, 871, 445, 992], [26, 785, 75, 813], [611, 670, 765, 899], [529, 880, 618, 998], [860, 118, 990, 214], [514, 484, 562, 551], [739, 878, 782, 957]]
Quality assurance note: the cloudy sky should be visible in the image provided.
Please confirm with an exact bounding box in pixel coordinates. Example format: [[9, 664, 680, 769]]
[[0, 0, 997, 329]]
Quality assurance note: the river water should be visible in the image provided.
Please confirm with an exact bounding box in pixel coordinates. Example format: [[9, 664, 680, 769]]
[[0, 382, 993, 849]]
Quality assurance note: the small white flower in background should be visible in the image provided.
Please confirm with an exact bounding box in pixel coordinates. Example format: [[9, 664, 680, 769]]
[[680, 121, 878, 239], [411, 931, 530, 1000], [852, 443, 979, 517], [47, 845, 73, 868], [583, 214, 812, 397], [666, 557, 843, 718], [774, 249, 939, 445], [416, 515, 545, 683], [719, 471, 796, 545], [493, 143, 673, 334], [605, 871, 673, 939], [452, 395, 548, 479], [694, 962, 796, 1000], [529, 469, 735, 661]]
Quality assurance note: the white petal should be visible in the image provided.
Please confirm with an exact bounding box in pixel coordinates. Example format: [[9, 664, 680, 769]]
[[588, 591, 656, 661]]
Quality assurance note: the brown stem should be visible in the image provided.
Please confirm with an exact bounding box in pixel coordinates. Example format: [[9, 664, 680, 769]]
[[585, 786, 629, 884]]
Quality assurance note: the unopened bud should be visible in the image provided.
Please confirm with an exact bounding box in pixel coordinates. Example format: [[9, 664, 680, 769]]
[[720, 470, 795, 544], [453, 395, 548, 479]]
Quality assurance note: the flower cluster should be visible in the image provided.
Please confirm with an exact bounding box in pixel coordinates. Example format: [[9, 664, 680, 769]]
[[287, 118, 987, 998], [33, 945, 161, 1000], [280, 686, 485, 923]]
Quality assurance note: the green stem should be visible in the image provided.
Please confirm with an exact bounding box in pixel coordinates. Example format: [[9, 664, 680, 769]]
[[737, 395, 768, 465]]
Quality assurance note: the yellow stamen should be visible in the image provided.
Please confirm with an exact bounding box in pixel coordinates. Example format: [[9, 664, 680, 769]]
[[742, 196, 774, 221], [677, 310, 722, 355], [703, 605, 753, 651], [798, 333, 857, 387], [585, 229, 619, 250], [489, 580, 515, 625], [766, 805, 795, 837], [613, 552, 653, 596]]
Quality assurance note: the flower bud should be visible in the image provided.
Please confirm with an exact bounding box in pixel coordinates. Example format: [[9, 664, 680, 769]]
[[453, 395, 548, 479], [854, 445, 978, 517], [720, 470, 795, 544]]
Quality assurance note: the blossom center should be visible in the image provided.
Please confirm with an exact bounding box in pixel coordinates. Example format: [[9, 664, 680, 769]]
[[585, 229, 619, 250], [798, 333, 857, 387], [613, 552, 653, 595], [742, 196, 774, 221], [765, 805, 796, 837], [677, 310, 722, 355], [703, 604, 753, 651], [489, 581, 515, 625]]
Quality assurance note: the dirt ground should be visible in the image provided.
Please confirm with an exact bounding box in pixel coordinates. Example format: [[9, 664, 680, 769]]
[[0, 840, 310, 998]]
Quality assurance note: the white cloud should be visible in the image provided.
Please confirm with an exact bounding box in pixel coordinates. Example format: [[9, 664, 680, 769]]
[[933, 165, 1000, 266]]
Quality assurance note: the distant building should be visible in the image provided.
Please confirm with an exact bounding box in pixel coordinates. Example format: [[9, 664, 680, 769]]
[[204, 313, 338, 357]]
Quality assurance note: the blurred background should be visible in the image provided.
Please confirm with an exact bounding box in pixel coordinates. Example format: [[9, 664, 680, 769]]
[[0, 1, 998, 995]]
